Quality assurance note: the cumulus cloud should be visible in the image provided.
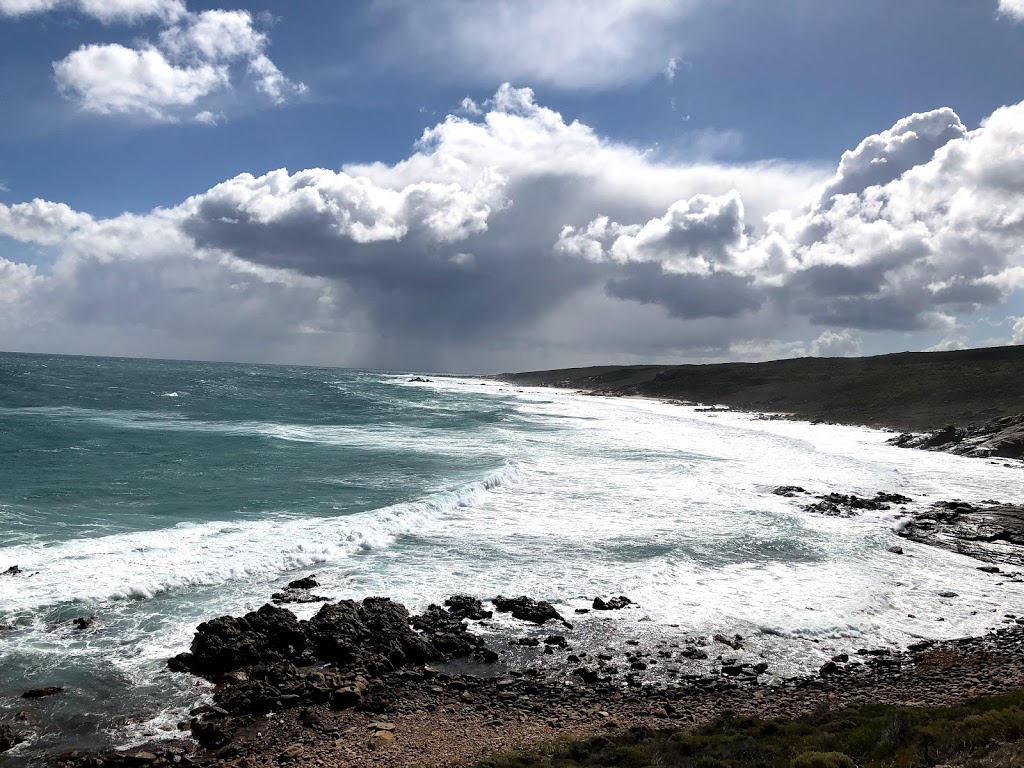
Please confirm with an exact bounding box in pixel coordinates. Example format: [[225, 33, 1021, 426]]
[[809, 329, 863, 357], [559, 101, 1024, 337], [998, 0, 1024, 20], [1012, 317, 1024, 344], [374, 0, 696, 89], [16, 2, 305, 121], [4, 87, 1024, 370]]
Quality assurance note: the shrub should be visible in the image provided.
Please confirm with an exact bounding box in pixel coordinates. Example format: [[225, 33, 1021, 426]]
[[791, 752, 856, 768]]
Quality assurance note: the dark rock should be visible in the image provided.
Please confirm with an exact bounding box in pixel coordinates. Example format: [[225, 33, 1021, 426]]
[[978, 565, 1002, 573], [889, 414, 1024, 460], [308, 598, 435, 670], [888, 546, 904, 555], [713, 633, 743, 650], [573, 667, 600, 685], [271, 589, 330, 604], [3, 565, 22, 576], [22, 686, 64, 698], [443, 595, 492, 620], [0, 725, 23, 753], [819, 661, 838, 676], [492, 595, 566, 625], [898, 500, 1024, 567], [938, 591, 959, 598], [408, 377, 432, 383], [772, 486, 807, 497], [720, 664, 743, 676], [190, 718, 232, 749], [286, 575, 319, 590], [169, 603, 309, 677], [411, 605, 481, 657], [831, 653, 849, 662], [544, 634, 568, 647], [517, 637, 540, 647], [73, 616, 96, 631], [592, 596, 633, 611]]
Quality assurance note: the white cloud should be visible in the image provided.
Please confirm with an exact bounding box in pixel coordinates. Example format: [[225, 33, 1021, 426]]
[[664, 56, 679, 82], [376, 0, 696, 89], [54, 44, 228, 119], [31, 4, 304, 122], [0, 0, 184, 21], [809, 329, 862, 357], [4, 87, 1024, 370], [1012, 317, 1024, 344], [998, 0, 1024, 21]]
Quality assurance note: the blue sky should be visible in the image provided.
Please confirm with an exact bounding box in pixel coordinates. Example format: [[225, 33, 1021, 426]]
[[1, 0, 1024, 371]]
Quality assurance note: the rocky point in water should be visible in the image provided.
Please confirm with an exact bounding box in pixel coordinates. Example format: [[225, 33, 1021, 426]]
[[898, 500, 1024, 568], [888, 413, 1024, 461]]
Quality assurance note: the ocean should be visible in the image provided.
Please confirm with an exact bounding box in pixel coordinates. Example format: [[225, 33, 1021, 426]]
[[1, 352, 1022, 759]]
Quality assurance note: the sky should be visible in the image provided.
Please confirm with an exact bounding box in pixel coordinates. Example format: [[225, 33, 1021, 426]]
[[1, 0, 1024, 373]]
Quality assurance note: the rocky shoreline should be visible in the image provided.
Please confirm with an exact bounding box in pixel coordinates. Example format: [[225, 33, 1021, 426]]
[[888, 413, 1024, 462], [6, 486, 1024, 767]]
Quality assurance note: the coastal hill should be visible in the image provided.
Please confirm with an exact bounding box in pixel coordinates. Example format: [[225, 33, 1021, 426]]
[[501, 345, 1024, 432]]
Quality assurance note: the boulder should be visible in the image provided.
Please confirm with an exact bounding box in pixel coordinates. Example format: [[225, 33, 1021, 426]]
[[492, 595, 566, 625], [592, 596, 633, 611], [410, 605, 481, 657], [443, 595, 492, 620], [169, 603, 309, 677], [772, 486, 807, 497], [0, 725, 23, 753], [286, 575, 319, 590], [3, 565, 22, 576], [22, 686, 64, 698], [73, 616, 96, 631]]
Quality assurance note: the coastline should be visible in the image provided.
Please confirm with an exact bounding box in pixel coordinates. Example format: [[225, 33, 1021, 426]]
[[5, 375, 1024, 767], [41, 594, 1024, 768]]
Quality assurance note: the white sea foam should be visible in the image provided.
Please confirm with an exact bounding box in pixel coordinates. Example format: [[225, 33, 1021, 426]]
[[0, 463, 519, 614]]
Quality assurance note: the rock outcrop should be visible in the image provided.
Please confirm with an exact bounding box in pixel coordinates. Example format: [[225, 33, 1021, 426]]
[[889, 414, 1024, 460], [898, 501, 1024, 567], [492, 595, 568, 625]]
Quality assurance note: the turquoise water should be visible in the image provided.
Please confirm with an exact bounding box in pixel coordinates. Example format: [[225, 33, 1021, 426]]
[[2, 351, 1023, 761]]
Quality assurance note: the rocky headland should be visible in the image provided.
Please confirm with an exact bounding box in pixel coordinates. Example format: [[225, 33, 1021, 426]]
[[888, 413, 1024, 461]]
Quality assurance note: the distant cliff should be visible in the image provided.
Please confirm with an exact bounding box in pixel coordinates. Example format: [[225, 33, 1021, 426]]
[[500, 345, 1024, 432]]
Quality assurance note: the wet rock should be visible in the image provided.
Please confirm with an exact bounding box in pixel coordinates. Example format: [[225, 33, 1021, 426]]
[[308, 598, 436, 670], [0, 725, 24, 753], [411, 605, 481, 657], [286, 575, 319, 590], [169, 603, 309, 676], [22, 686, 64, 698], [938, 591, 959, 598], [443, 595, 492, 620], [978, 565, 1002, 573], [887, 546, 904, 555], [493, 595, 566, 625], [831, 653, 849, 663], [408, 377, 432, 383], [898, 500, 1024, 567], [544, 634, 568, 647], [592, 596, 633, 611], [72, 616, 96, 631], [772, 486, 807, 497], [805, 492, 912, 517], [819, 661, 839, 676], [889, 414, 1024, 460], [271, 589, 330, 604], [3, 565, 22, 576]]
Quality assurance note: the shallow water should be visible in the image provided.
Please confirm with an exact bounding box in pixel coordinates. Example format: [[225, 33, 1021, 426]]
[[1, 351, 1022, 759]]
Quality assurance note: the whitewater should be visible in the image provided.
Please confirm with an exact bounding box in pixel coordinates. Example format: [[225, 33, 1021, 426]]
[[1, 352, 1022, 757]]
